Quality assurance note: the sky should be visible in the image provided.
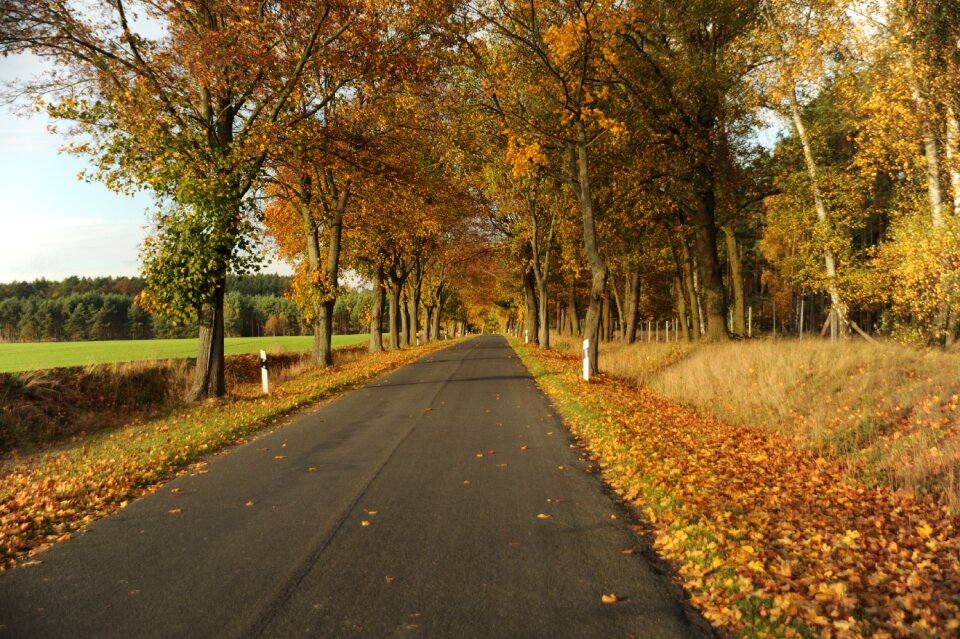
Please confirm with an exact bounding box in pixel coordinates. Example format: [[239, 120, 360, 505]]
[[0, 53, 291, 285]]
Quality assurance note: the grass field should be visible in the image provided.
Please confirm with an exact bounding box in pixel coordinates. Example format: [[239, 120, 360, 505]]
[[0, 334, 370, 373]]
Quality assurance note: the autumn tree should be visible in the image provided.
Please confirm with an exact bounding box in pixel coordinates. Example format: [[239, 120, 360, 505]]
[[3, 0, 348, 400]]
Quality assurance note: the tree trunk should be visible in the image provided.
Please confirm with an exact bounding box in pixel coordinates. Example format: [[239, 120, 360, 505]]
[[675, 276, 691, 342], [907, 68, 945, 226], [387, 280, 401, 350], [785, 89, 849, 339], [610, 273, 625, 339], [601, 293, 611, 342], [624, 268, 640, 344], [948, 105, 960, 217], [369, 267, 384, 353], [567, 277, 579, 337], [680, 239, 701, 340], [691, 161, 728, 342], [400, 291, 410, 348], [423, 305, 434, 342], [407, 271, 422, 346], [722, 225, 746, 337], [523, 265, 539, 345], [569, 127, 607, 374], [432, 296, 443, 340], [187, 280, 226, 401]]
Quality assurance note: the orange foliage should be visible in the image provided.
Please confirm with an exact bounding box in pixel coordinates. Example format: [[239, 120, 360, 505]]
[[520, 345, 960, 637]]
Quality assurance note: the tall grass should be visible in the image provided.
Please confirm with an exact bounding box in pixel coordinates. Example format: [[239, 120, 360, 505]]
[[564, 333, 960, 509]]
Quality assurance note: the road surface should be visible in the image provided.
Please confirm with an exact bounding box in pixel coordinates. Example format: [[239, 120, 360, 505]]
[[0, 335, 714, 638]]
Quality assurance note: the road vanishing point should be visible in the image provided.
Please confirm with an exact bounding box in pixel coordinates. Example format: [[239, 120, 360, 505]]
[[0, 335, 714, 638]]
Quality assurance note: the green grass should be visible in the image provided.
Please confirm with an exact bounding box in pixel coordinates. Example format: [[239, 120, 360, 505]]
[[0, 334, 370, 373]]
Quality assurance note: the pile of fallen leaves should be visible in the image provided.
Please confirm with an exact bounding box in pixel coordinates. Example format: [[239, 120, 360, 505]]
[[0, 343, 452, 571], [516, 344, 960, 638]]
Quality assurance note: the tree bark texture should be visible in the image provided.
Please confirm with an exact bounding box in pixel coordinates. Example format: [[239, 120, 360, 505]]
[[680, 240, 701, 341], [624, 268, 640, 344], [722, 225, 746, 336], [369, 267, 384, 353], [187, 280, 226, 402], [569, 128, 608, 374], [691, 161, 728, 342], [523, 265, 539, 345]]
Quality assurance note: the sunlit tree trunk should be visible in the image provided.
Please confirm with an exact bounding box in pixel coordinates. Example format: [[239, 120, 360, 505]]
[[369, 267, 384, 353], [947, 105, 960, 217], [624, 268, 640, 344], [785, 89, 849, 339], [529, 200, 554, 348], [675, 276, 691, 342], [187, 280, 226, 402], [568, 126, 607, 374], [680, 240, 701, 340], [722, 225, 746, 337]]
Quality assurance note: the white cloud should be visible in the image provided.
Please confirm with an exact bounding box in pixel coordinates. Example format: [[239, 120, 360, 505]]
[[0, 216, 145, 282]]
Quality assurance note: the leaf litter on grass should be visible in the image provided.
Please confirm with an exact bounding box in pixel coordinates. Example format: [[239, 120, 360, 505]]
[[516, 344, 960, 638]]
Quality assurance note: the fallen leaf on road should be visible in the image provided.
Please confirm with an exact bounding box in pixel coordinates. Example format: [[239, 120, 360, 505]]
[[601, 594, 619, 604], [274, 455, 286, 460], [622, 549, 635, 555], [308, 467, 317, 471], [385, 576, 395, 584], [366, 510, 378, 516], [558, 465, 565, 470], [168, 508, 182, 515], [537, 513, 551, 520], [487, 450, 496, 455], [195, 470, 208, 475], [610, 514, 618, 520], [498, 463, 509, 468], [475, 453, 484, 458], [547, 432, 554, 436], [245, 501, 254, 507], [463, 480, 471, 485], [520, 445, 529, 451], [424, 407, 433, 412], [361, 520, 371, 527], [171, 488, 183, 495]]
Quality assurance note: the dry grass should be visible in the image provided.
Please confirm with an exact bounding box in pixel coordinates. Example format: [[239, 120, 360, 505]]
[[574, 334, 960, 510], [0, 347, 369, 453]]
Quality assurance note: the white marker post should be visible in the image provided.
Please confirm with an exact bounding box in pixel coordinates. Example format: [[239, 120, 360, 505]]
[[582, 339, 590, 382], [260, 350, 269, 394], [524, 329, 529, 344]]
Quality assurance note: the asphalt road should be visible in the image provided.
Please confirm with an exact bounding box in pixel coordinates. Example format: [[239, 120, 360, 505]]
[[0, 335, 714, 638]]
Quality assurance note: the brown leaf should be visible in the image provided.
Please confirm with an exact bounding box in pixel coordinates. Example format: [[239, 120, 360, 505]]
[[601, 594, 619, 604], [168, 508, 182, 515]]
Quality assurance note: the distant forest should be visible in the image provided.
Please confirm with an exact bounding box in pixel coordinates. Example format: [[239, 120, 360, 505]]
[[0, 274, 373, 342]]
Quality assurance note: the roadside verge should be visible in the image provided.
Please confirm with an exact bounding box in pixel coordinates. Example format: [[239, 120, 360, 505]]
[[511, 339, 960, 638], [0, 340, 460, 571]]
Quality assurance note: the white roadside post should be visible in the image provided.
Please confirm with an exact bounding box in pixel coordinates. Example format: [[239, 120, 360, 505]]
[[260, 350, 269, 394], [582, 338, 590, 382], [524, 329, 529, 344]]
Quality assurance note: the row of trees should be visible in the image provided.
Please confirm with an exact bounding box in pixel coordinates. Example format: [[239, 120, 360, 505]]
[[0, 276, 380, 342], [3, 1, 497, 400], [7, 0, 958, 393], [464, 0, 960, 372]]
